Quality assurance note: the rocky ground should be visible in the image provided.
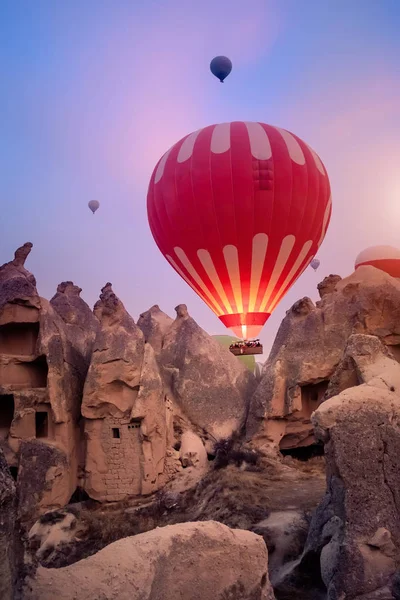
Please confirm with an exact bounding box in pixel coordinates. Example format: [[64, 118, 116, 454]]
[[25, 451, 325, 568], [23, 452, 325, 600]]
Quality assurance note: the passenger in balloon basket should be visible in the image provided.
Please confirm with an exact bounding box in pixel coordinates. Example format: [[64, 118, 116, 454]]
[[229, 339, 262, 354]]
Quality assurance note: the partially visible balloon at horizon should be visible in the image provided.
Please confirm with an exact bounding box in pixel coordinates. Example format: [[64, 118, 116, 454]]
[[88, 200, 100, 214], [310, 257, 320, 271], [147, 121, 332, 340], [355, 245, 400, 278], [212, 335, 256, 372], [210, 56, 232, 82]]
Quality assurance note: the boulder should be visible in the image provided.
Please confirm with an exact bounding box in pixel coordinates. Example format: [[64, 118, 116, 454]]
[[325, 334, 397, 400], [300, 352, 400, 598], [28, 509, 78, 566], [137, 304, 173, 354], [26, 521, 275, 600], [180, 430, 208, 469], [252, 510, 309, 583], [160, 304, 257, 440], [82, 283, 145, 418], [0, 448, 23, 600], [17, 440, 70, 523], [247, 266, 400, 452]]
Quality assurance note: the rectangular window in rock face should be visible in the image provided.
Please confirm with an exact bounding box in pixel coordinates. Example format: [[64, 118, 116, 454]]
[[0, 394, 14, 439], [112, 428, 120, 439], [35, 411, 49, 438], [301, 380, 329, 415], [0, 322, 39, 356]]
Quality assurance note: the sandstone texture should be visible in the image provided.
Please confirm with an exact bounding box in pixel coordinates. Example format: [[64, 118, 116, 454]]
[[180, 430, 208, 469], [28, 508, 79, 566], [252, 510, 309, 584], [83, 285, 169, 501], [137, 304, 173, 354], [247, 267, 400, 452], [82, 282, 145, 419], [160, 304, 257, 440], [277, 334, 400, 599], [26, 521, 275, 600], [0, 244, 87, 518], [50, 281, 99, 380], [0, 448, 22, 600]]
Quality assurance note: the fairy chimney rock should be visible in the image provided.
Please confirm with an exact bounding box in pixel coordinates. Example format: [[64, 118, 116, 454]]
[[137, 305, 173, 354], [82, 284, 145, 419], [317, 274, 342, 299], [0, 242, 38, 310], [175, 304, 189, 319], [160, 304, 257, 440]]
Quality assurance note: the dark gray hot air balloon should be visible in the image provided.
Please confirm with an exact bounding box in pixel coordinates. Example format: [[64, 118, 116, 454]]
[[210, 56, 232, 82], [88, 200, 100, 214], [310, 258, 320, 271]]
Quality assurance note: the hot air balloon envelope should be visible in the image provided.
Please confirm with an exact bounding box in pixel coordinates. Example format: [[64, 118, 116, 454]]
[[88, 200, 100, 214], [210, 56, 232, 82], [355, 245, 400, 278], [147, 121, 332, 339], [310, 258, 320, 271]]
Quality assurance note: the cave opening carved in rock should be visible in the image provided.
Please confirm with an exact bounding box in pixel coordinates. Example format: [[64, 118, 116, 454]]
[[280, 442, 324, 461], [34, 404, 54, 439], [0, 322, 39, 356], [279, 380, 329, 452], [300, 380, 329, 413], [0, 355, 49, 388], [0, 393, 14, 439], [35, 411, 49, 438], [9, 466, 18, 481]]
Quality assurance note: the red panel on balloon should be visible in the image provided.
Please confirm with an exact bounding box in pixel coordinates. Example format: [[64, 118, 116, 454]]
[[147, 122, 332, 338]]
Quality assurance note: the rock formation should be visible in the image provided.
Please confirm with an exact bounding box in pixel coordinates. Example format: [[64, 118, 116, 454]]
[[26, 521, 275, 600], [0, 448, 23, 600], [82, 284, 169, 501], [50, 281, 99, 377], [247, 266, 400, 453], [179, 430, 208, 469], [0, 244, 88, 520], [276, 334, 400, 599], [160, 304, 257, 440], [0, 242, 37, 309], [82, 283, 145, 419], [252, 510, 309, 585], [137, 304, 173, 354]]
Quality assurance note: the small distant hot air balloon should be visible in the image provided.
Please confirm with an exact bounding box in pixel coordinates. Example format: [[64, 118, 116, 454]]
[[210, 56, 232, 82], [88, 200, 100, 214], [355, 245, 400, 278], [310, 258, 320, 271], [147, 121, 332, 349]]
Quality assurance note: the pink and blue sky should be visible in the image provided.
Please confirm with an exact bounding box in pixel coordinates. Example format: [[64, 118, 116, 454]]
[[1, 0, 399, 355]]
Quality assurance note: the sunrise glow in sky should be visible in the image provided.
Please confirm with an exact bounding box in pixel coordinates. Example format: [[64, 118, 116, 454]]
[[1, 0, 399, 355]]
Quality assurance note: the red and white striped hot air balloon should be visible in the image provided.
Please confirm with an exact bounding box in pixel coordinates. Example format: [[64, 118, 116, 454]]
[[147, 121, 332, 340], [355, 246, 400, 278]]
